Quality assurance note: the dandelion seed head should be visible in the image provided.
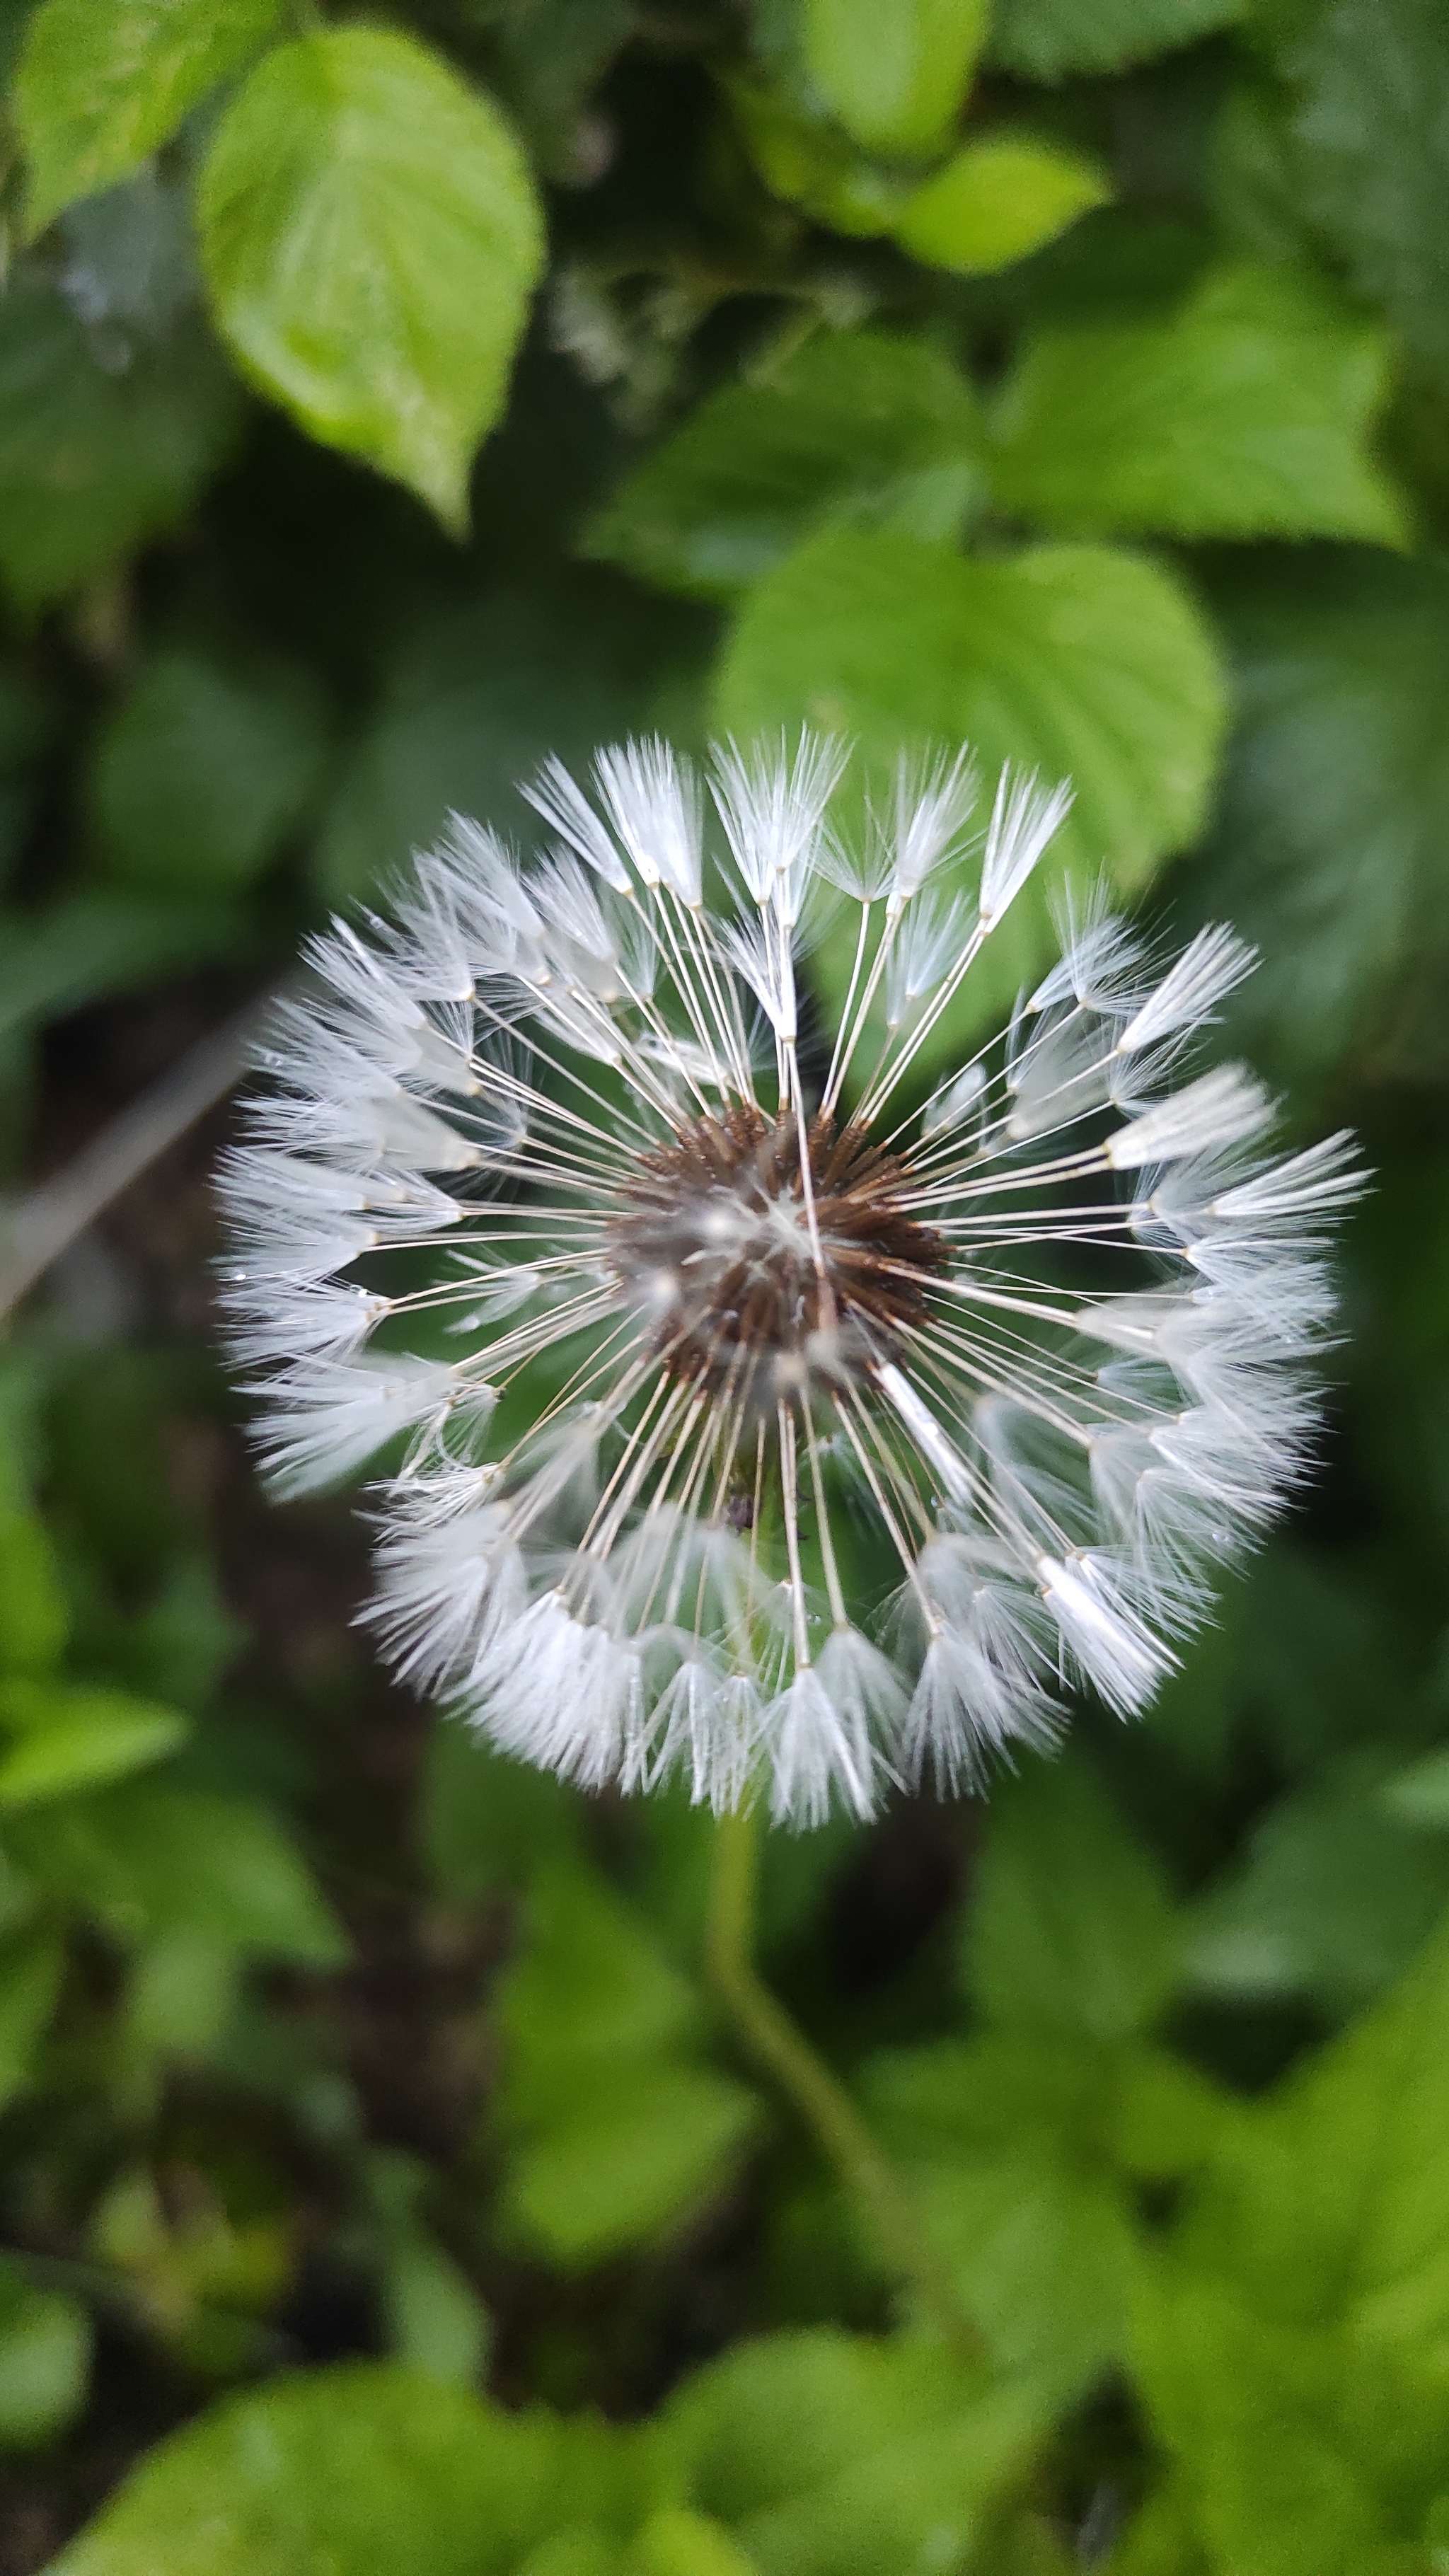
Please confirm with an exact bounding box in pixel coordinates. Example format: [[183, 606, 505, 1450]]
[[217, 734, 1362, 1826]]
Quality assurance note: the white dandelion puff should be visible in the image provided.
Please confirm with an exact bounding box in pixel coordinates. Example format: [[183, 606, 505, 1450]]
[[978, 767, 1075, 929], [1115, 924, 1257, 1056], [217, 734, 1359, 1825], [1104, 1063, 1274, 1169]]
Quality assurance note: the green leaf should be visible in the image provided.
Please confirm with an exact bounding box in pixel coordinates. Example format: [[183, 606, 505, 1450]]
[[0, 1929, 65, 2113], [918, 2153, 1139, 2393], [0, 1680, 189, 1808], [1131, 2276, 1385, 2576], [314, 577, 692, 905], [714, 531, 1226, 1040], [0, 2256, 90, 2448], [196, 28, 545, 529], [668, 2329, 1046, 2576], [632, 2509, 760, 2576], [859, 2038, 1145, 2391], [1281, 0, 1449, 376], [503, 2060, 760, 2270], [0, 1505, 69, 1676], [1180, 1907, 1449, 2350], [496, 1861, 701, 2099], [991, 263, 1407, 543], [585, 330, 983, 602], [495, 1863, 758, 2266], [1183, 1755, 1449, 2020], [519, 2542, 625, 2576], [16, 0, 282, 238], [1105, 2478, 1210, 2575], [724, 74, 908, 238], [5, 1779, 349, 1963], [0, 266, 241, 612], [988, 0, 1243, 82], [891, 134, 1110, 277], [1130, 1914, 1449, 2558], [964, 1755, 1180, 2043], [802, 0, 989, 156], [368, 2152, 490, 2389], [43, 2362, 574, 2576], [1182, 550, 1449, 1082], [92, 650, 332, 892], [0, 890, 250, 1041], [1381, 1749, 1449, 1829], [1207, 80, 1318, 271], [123, 1931, 239, 2060]]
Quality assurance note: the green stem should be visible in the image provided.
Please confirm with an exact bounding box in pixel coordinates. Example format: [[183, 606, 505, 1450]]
[[707, 1801, 979, 2362]]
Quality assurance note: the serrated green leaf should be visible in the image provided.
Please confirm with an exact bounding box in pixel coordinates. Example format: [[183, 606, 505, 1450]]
[[4, 1779, 348, 1963], [502, 2059, 758, 2269], [669, 2330, 1046, 2576], [988, 0, 1242, 82], [43, 2363, 567, 2576], [495, 1862, 758, 2265], [499, 1863, 700, 2104], [891, 134, 1110, 276], [0, 267, 241, 612], [966, 1756, 1180, 2043], [1131, 2277, 1385, 2576], [802, 0, 988, 156], [0, 2255, 90, 2448], [196, 28, 544, 529], [1180, 1908, 1449, 2350], [0, 1506, 68, 1676], [1184, 1755, 1449, 2018], [714, 530, 1225, 1046], [920, 2153, 1139, 2392], [1281, 0, 1449, 376], [586, 330, 982, 601], [1182, 550, 1449, 1082], [16, 0, 281, 238], [991, 263, 1406, 542], [0, 1680, 188, 1808], [92, 650, 331, 893], [859, 2037, 1147, 2391]]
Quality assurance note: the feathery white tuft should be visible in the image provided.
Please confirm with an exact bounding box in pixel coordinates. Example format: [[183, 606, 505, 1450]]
[[219, 733, 1358, 1825]]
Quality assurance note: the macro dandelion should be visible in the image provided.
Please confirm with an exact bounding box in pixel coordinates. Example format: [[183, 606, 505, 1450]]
[[218, 737, 1360, 1828]]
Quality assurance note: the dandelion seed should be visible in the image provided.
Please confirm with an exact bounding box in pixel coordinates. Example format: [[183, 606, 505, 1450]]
[[218, 735, 1362, 1825]]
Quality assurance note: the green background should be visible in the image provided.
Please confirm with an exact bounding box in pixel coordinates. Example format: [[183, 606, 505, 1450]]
[[0, 0, 1448, 2568]]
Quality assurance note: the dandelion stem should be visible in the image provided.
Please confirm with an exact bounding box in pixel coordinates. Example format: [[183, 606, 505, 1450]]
[[706, 1801, 979, 2362]]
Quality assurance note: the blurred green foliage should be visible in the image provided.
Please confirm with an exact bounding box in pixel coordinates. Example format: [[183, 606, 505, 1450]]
[[0, 0, 1445, 2568]]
